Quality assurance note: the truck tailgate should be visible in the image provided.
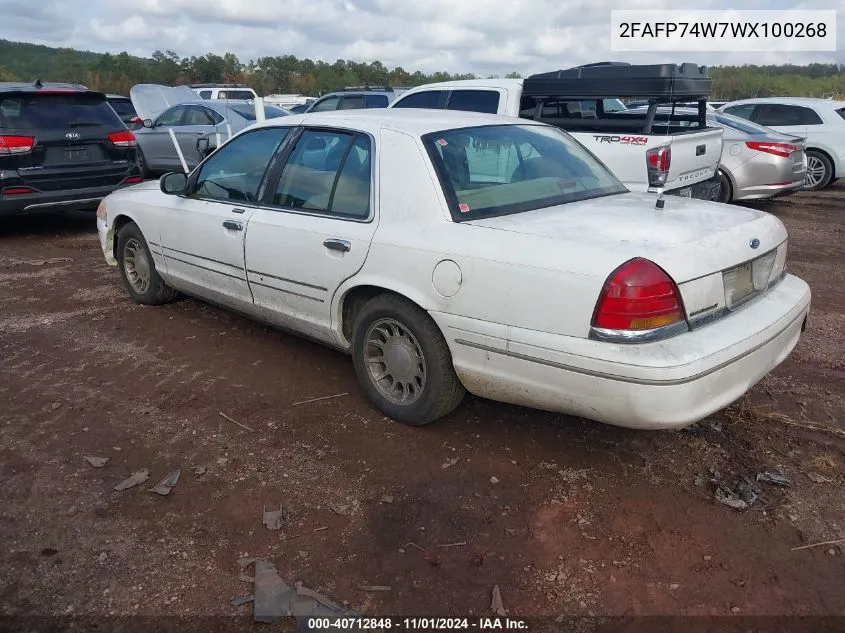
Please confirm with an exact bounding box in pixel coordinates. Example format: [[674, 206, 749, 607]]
[[662, 127, 723, 192], [568, 127, 722, 194]]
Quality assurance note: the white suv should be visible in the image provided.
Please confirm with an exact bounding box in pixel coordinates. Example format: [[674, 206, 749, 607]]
[[191, 84, 257, 101], [718, 97, 845, 190]]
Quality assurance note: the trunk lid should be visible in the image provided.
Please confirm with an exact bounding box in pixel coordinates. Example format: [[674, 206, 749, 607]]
[[465, 191, 787, 284], [129, 84, 200, 122]]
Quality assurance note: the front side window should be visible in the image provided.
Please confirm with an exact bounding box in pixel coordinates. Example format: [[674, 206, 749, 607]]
[[272, 130, 372, 218], [722, 104, 756, 121], [193, 127, 291, 202], [310, 96, 340, 112], [339, 95, 365, 110], [183, 106, 216, 126], [424, 124, 627, 221], [198, 90, 212, 99], [156, 106, 186, 127]]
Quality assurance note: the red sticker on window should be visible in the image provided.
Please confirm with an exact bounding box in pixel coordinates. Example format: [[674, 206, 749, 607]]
[[436, 139, 448, 146], [458, 203, 470, 213]]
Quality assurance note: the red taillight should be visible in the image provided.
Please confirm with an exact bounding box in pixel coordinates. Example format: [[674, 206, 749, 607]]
[[745, 141, 796, 158], [108, 130, 137, 147], [121, 176, 143, 185], [0, 135, 35, 156], [1, 186, 35, 196], [646, 145, 671, 187], [592, 258, 686, 332]]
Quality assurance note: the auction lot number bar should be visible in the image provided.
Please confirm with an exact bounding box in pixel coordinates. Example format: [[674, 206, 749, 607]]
[[307, 617, 529, 631]]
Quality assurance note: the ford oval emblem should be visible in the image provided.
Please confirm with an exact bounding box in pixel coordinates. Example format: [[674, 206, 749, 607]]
[[749, 238, 760, 249]]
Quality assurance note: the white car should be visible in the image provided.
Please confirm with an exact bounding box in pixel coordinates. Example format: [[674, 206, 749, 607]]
[[718, 97, 845, 190], [96, 110, 811, 431]]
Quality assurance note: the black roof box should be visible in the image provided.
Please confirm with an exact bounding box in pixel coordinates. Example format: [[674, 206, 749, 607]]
[[523, 62, 711, 100]]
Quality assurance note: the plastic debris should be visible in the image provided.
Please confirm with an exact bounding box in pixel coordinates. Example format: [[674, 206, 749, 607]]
[[84, 456, 109, 468], [231, 594, 254, 607], [114, 469, 149, 491], [245, 558, 352, 624], [756, 471, 792, 487], [150, 467, 181, 496], [714, 479, 758, 511], [490, 585, 506, 616], [263, 505, 285, 530]]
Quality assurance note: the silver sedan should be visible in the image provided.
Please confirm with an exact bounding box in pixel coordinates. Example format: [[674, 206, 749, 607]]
[[134, 100, 291, 176], [709, 111, 807, 203]]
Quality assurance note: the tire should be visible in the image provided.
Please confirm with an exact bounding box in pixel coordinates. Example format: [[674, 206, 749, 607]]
[[716, 170, 733, 203], [136, 147, 149, 179], [351, 294, 466, 426], [804, 150, 833, 191], [116, 222, 178, 306]]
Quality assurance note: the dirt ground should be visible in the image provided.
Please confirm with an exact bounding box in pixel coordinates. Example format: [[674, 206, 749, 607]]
[[0, 184, 843, 630]]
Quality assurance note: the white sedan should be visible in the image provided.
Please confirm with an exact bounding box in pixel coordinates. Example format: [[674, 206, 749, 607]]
[[96, 109, 811, 430]]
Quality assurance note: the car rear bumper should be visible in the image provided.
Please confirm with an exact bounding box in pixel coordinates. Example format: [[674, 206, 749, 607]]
[[734, 178, 805, 201], [0, 182, 139, 216], [434, 274, 811, 430]]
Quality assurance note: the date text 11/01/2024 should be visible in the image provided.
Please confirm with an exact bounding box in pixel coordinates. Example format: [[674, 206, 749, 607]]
[[307, 618, 529, 630]]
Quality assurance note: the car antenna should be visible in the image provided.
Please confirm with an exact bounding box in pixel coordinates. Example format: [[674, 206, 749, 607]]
[[655, 76, 673, 211]]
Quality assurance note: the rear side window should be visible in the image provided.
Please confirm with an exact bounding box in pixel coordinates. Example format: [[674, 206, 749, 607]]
[[837, 107, 845, 121], [109, 100, 136, 118], [392, 90, 445, 109], [217, 90, 256, 100], [310, 96, 340, 112], [364, 94, 389, 108], [0, 92, 124, 130], [755, 104, 823, 126], [446, 90, 500, 114], [198, 91, 212, 99]]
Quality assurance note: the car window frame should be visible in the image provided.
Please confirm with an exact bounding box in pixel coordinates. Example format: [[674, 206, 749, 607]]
[[182, 104, 217, 126], [722, 104, 758, 122], [259, 125, 376, 224], [182, 126, 297, 208]]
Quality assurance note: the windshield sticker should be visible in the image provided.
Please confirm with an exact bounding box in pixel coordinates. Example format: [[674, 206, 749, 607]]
[[436, 139, 448, 146], [458, 203, 470, 213]]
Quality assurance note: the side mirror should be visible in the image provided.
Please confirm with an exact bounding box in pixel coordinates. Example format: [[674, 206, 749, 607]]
[[143, 119, 153, 128], [160, 172, 188, 195], [196, 137, 209, 153]]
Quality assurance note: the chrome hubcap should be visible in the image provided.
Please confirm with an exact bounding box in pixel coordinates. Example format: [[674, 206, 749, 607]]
[[364, 318, 426, 406], [805, 156, 825, 188], [123, 237, 151, 294]]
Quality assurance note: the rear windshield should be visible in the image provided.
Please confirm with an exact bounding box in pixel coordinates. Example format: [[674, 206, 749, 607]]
[[218, 90, 256, 100], [0, 92, 123, 130], [224, 103, 289, 120], [423, 124, 627, 221]]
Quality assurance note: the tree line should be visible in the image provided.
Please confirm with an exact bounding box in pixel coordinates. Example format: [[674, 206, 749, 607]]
[[1, 39, 844, 100]]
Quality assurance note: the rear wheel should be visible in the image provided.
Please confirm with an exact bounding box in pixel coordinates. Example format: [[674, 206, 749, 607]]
[[804, 150, 833, 190], [136, 147, 149, 179], [716, 170, 733, 203], [116, 222, 178, 305], [351, 294, 465, 426]]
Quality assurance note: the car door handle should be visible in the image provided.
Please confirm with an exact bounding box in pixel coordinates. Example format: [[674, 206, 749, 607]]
[[231, 208, 245, 214], [222, 220, 243, 231], [323, 238, 351, 252]]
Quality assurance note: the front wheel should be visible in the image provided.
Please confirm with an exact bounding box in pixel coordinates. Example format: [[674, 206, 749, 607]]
[[116, 222, 178, 305], [804, 150, 833, 191], [351, 294, 465, 426]]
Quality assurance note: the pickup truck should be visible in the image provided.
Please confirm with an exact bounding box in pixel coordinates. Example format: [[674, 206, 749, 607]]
[[388, 63, 724, 199]]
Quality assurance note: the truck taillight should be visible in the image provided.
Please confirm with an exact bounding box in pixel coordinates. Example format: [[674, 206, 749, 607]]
[[590, 258, 688, 342], [108, 130, 137, 147], [646, 145, 671, 187], [0, 135, 35, 156]]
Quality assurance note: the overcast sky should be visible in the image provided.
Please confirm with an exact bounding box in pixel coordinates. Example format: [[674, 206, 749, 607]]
[[2, 0, 843, 76]]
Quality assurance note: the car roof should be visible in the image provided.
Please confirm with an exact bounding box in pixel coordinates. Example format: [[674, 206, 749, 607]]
[[722, 96, 845, 108], [0, 81, 94, 94], [250, 107, 538, 136], [400, 78, 524, 91]]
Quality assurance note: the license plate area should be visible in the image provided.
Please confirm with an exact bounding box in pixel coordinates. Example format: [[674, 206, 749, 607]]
[[45, 145, 103, 165], [679, 187, 692, 198], [723, 250, 777, 310]]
